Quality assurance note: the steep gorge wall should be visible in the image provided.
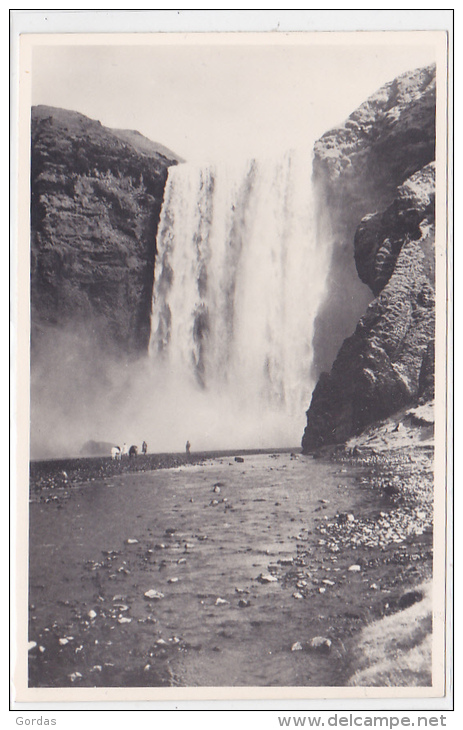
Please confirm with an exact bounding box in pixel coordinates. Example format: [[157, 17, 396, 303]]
[[30, 105, 180, 358], [303, 65, 436, 451]]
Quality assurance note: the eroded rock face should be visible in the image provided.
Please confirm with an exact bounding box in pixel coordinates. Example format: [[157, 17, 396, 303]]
[[311, 64, 436, 375], [30, 105, 180, 356], [303, 66, 436, 452]]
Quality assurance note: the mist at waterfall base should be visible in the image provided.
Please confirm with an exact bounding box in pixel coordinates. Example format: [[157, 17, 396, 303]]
[[30, 149, 342, 459]]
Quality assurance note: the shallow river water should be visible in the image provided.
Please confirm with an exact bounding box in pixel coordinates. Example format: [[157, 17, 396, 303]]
[[29, 452, 392, 688]]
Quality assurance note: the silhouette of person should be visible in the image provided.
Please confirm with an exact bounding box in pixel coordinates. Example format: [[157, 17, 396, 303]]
[[186, 440, 191, 455]]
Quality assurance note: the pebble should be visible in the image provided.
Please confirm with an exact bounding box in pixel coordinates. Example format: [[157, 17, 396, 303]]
[[144, 589, 165, 600], [322, 579, 335, 586], [238, 599, 251, 608], [118, 617, 132, 624], [215, 597, 229, 606], [258, 573, 278, 583], [126, 538, 139, 544], [291, 642, 303, 652], [69, 672, 83, 682], [309, 636, 332, 651], [348, 565, 362, 572], [292, 592, 304, 600], [168, 577, 179, 583], [27, 641, 37, 651], [88, 610, 97, 619]]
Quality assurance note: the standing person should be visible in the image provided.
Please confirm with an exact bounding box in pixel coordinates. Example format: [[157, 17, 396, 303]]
[[122, 443, 128, 457], [185, 440, 191, 455], [142, 440, 147, 455]]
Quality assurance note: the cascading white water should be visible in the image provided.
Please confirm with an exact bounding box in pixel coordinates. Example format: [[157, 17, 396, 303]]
[[148, 150, 333, 451]]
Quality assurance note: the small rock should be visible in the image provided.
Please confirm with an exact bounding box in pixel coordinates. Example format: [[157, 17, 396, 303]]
[[322, 579, 335, 586], [156, 638, 167, 645], [165, 528, 176, 535], [155, 543, 166, 550], [59, 638, 70, 646], [279, 558, 294, 566], [257, 573, 278, 583], [238, 599, 251, 608], [348, 565, 361, 573], [118, 617, 132, 624], [144, 589, 164, 600], [27, 641, 37, 651], [292, 592, 304, 600], [309, 636, 332, 651], [168, 577, 179, 583], [212, 485, 221, 494], [398, 590, 423, 609], [215, 597, 229, 606], [177, 558, 187, 564], [235, 457, 244, 463], [319, 587, 326, 594], [69, 672, 83, 682], [126, 538, 139, 545], [291, 642, 303, 652], [88, 609, 97, 619]]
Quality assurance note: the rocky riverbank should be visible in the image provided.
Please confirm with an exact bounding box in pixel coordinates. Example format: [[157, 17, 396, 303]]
[[28, 440, 434, 688]]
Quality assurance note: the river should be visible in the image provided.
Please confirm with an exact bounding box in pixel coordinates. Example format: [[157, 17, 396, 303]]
[[29, 452, 394, 688]]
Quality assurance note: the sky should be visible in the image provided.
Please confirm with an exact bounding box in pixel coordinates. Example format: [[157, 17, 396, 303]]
[[30, 34, 439, 163]]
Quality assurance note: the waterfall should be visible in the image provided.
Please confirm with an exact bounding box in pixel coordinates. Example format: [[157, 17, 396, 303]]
[[148, 150, 333, 451]]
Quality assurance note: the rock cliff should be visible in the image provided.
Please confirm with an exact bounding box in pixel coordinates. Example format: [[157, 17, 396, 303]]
[[30, 105, 180, 357], [302, 65, 436, 451]]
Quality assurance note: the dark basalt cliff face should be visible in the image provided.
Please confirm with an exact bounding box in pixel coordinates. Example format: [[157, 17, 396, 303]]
[[31, 105, 180, 357], [302, 65, 436, 452]]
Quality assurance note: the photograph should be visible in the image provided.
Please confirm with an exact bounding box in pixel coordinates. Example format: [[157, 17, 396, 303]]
[[12, 20, 451, 705]]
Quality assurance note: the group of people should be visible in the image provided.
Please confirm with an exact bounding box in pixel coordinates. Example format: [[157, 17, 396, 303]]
[[111, 440, 148, 460], [110, 440, 192, 460]]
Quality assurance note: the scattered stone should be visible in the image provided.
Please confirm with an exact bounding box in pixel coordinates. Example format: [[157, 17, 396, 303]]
[[126, 538, 139, 544], [88, 609, 97, 619], [319, 587, 326, 594], [69, 672, 83, 682], [398, 590, 423, 609], [279, 558, 294, 566], [215, 597, 229, 606], [348, 565, 362, 573], [322, 579, 335, 586], [292, 592, 304, 600], [118, 617, 132, 624], [291, 642, 303, 651], [210, 500, 219, 506], [155, 543, 166, 550], [165, 528, 176, 535], [59, 638, 70, 646], [27, 641, 37, 651], [257, 573, 278, 583], [238, 599, 251, 608], [235, 457, 244, 463], [177, 558, 187, 564], [144, 589, 164, 600], [309, 636, 332, 652], [168, 577, 180, 583], [212, 485, 221, 493]]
